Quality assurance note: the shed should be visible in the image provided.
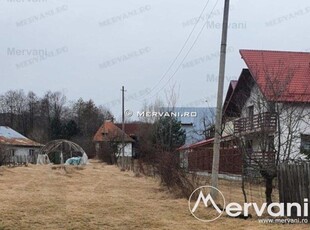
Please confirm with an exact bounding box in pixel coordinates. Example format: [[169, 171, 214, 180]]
[[0, 126, 43, 164]]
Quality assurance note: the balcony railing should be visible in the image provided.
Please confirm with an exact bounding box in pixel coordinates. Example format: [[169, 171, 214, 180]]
[[234, 112, 277, 135]]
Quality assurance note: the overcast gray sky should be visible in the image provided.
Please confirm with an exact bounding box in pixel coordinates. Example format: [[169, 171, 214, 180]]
[[1, 0, 310, 121]]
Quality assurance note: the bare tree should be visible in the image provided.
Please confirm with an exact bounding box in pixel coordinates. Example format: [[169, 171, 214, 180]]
[[193, 108, 216, 141], [26, 91, 38, 132], [139, 98, 165, 123], [0, 90, 27, 132], [0, 89, 113, 147], [134, 90, 201, 197], [97, 140, 119, 164], [164, 82, 180, 110]]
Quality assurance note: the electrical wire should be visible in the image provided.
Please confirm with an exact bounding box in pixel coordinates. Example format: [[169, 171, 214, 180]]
[[133, 0, 217, 102], [149, 0, 220, 100], [136, 0, 221, 102]]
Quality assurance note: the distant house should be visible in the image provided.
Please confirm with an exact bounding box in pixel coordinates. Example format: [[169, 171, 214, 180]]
[[160, 107, 216, 145], [115, 122, 151, 158], [93, 120, 135, 163], [0, 126, 43, 164]]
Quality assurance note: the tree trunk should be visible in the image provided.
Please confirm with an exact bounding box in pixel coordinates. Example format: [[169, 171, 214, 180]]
[[241, 150, 248, 203], [265, 177, 274, 206]]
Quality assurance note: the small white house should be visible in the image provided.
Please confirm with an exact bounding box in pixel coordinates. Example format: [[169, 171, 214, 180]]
[[93, 120, 135, 163], [0, 126, 43, 164]]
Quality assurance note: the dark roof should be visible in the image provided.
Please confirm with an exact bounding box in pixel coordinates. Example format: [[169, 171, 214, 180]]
[[223, 69, 254, 118], [93, 121, 135, 142], [0, 126, 43, 147], [222, 80, 239, 118], [240, 49, 310, 102], [178, 134, 232, 151], [115, 122, 151, 136], [178, 138, 214, 151]]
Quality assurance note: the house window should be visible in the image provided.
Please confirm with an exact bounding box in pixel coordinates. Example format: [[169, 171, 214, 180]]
[[29, 149, 35, 156], [247, 105, 254, 118], [268, 102, 275, 113], [10, 149, 15, 157], [245, 139, 253, 153], [301, 134, 310, 154], [247, 106, 254, 129], [102, 131, 108, 138], [268, 136, 275, 152]]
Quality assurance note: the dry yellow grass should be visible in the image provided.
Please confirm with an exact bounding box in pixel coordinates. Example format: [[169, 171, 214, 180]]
[[0, 160, 308, 230]]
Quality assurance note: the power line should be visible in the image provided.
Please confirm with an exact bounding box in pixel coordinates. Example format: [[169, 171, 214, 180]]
[[133, 0, 212, 102], [143, 0, 220, 101]]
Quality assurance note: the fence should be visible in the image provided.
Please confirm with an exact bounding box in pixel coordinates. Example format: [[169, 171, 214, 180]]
[[4, 153, 38, 165], [188, 148, 242, 174], [278, 163, 310, 220], [234, 112, 277, 135]]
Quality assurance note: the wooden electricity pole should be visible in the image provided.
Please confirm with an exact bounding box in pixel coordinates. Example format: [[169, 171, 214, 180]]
[[211, 0, 230, 198], [121, 86, 125, 171]]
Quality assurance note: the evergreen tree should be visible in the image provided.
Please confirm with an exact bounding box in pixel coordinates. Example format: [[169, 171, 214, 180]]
[[152, 116, 186, 152]]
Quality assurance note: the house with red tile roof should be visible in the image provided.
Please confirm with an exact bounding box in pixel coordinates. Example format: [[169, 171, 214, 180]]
[[224, 50, 310, 174], [179, 49, 310, 175], [115, 122, 151, 159], [93, 120, 135, 163]]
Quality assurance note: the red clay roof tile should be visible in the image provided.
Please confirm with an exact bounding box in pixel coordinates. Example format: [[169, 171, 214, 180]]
[[93, 121, 135, 142], [240, 49, 310, 102]]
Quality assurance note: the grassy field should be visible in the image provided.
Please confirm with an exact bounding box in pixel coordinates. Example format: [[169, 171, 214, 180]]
[[0, 160, 308, 230]]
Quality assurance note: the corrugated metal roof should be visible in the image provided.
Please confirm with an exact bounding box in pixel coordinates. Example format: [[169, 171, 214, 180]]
[[0, 126, 43, 147], [0, 126, 27, 139]]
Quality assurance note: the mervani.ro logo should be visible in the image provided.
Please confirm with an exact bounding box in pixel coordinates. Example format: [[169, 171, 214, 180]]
[[188, 186, 226, 222], [188, 186, 309, 222]]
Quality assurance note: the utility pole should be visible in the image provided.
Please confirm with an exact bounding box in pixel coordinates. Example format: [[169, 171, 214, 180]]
[[211, 0, 230, 198], [121, 86, 125, 171]]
